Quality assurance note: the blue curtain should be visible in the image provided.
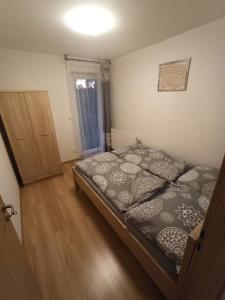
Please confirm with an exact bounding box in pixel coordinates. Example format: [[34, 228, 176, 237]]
[[75, 79, 100, 151]]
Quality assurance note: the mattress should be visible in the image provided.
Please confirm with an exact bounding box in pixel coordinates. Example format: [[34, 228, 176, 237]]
[[74, 166, 178, 279]]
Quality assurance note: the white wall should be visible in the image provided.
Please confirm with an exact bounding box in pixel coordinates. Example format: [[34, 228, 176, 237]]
[[111, 18, 225, 168], [0, 49, 76, 162], [0, 134, 21, 241]]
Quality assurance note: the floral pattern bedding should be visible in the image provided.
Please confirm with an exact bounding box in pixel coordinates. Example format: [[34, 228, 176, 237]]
[[124, 183, 207, 266], [75, 152, 166, 212], [75, 148, 219, 272], [176, 165, 219, 200], [113, 144, 188, 181]]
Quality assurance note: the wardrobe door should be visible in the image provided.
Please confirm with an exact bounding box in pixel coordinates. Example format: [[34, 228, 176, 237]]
[[24, 91, 62, 176], [0, 92, 43, 183]]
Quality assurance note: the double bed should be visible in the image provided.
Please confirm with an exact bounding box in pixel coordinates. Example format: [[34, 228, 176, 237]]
[[72, 144, 218, 299]]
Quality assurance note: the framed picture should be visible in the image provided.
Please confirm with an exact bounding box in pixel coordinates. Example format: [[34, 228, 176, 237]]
[[158, 58, 191, 91]]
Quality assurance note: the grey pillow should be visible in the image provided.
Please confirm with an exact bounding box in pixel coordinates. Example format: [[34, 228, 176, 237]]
[[113, 144, 188, 181], [177, 165, 219, 200]]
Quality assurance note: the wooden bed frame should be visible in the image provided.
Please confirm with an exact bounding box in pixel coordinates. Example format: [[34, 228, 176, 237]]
[[72, 167, 203, 299]]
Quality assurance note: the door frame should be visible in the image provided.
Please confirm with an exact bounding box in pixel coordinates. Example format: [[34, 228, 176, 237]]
[[0, 114, 23, 187], [179, 154, 225, 299]]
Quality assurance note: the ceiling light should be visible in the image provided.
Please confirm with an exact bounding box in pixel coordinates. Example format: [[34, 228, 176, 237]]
[[64, 5, 116, 36]]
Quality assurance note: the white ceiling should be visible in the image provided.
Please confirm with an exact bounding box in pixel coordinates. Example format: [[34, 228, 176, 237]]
[[0, 0, 225, 59]]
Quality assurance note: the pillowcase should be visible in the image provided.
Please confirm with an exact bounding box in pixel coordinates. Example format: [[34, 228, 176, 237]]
[[113, 144, 188, 181], [177, 165, 219, 200]]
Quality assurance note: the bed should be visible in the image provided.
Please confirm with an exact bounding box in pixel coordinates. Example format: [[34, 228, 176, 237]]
[[72, 144, 218, 299]]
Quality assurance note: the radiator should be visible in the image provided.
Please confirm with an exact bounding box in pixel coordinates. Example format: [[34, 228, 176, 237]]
[[111, 128, 137, 149]]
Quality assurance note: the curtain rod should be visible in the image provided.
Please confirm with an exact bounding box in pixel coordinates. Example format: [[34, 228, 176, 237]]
[[64, 54, 101, 64]]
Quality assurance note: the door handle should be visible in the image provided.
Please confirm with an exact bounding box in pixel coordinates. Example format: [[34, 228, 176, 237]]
[[1, 204, 17, 221], [41, 131, 49, 136]]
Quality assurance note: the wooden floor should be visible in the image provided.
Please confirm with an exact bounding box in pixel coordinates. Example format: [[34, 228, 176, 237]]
[[21, 162, 165, 300]]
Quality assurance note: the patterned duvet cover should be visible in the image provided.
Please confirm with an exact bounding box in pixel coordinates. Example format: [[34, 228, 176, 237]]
[[75, 145, 218, 270], [75, 152, 166, 212], [125, 184, 207, 265]]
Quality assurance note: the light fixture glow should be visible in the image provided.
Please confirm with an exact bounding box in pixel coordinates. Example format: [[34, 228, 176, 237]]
[[64, 5, 116, 36]]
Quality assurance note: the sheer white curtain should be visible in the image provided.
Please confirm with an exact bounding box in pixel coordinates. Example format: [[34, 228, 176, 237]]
[[66, 60, 104, 158]]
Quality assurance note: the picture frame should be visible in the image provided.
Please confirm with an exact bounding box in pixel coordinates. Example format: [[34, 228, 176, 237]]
[[158, 58, 191, 91]]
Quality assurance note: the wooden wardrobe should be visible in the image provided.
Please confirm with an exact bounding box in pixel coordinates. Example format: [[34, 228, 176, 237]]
[[0, 91, 62, 184]]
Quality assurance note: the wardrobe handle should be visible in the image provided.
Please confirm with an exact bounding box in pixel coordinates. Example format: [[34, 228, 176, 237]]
[[41, 131, 49, 136]]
